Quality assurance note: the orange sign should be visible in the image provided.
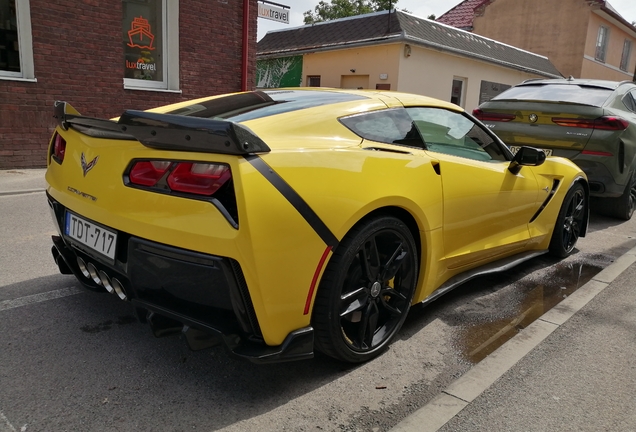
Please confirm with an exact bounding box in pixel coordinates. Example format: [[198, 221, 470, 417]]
[[127, 16, 155, 50]]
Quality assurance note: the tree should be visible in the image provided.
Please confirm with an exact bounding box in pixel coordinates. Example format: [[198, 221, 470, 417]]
[[427, 14, 436, 20], [304, 0, 402, 24]]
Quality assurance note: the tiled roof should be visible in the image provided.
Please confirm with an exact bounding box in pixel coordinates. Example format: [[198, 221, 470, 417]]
[[257, 10, 562, 78], [436, 0, 485, 30]]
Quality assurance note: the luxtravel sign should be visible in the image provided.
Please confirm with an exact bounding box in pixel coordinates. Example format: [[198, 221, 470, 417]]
[[258, 1, 290, 24]]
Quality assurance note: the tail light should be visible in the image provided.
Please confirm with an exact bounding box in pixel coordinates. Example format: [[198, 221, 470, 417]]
[[167, 163, 231, 196], [128, 160, 231, 197], [581, 150, 613, 156], [472, 108, 516, 122], [552, 116, 629, 131], [129, 161, 171, 186], [51, 133, 67, 164]]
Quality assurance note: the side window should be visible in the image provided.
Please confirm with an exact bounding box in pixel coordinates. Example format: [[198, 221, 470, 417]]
[[406, 107, 507, 162], [340, 108, 424, 148], [623, 90, 636, 113]]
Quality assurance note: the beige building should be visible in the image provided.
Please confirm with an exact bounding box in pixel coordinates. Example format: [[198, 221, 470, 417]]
[[438, 0, 636, 81], [257, 10, 562, 111]]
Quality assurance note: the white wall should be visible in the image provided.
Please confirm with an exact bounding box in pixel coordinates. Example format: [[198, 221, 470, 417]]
[[397, 44, 549, 112]]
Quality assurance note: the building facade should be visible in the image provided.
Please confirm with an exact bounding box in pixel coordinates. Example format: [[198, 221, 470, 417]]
[[0, 0, 258, 169], [438, 0, 636, 81], [257, 11, 562, 111]]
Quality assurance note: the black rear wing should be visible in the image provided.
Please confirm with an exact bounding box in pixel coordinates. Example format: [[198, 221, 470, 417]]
[[53, 101, 270, 155]]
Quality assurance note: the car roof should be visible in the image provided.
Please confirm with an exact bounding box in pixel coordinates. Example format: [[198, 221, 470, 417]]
[[517, 78, 633, 90]]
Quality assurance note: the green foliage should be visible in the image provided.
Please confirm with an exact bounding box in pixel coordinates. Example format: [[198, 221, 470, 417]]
[[303, 0, 402, 24]]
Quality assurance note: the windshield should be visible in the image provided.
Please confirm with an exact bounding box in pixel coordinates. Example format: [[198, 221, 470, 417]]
[[492, 84, 612, 107]]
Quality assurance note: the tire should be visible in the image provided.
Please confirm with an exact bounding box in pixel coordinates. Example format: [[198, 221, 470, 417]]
[[605, 171, 636, 221], [549, 183, 586, 258], [312, 216, 418, 363]]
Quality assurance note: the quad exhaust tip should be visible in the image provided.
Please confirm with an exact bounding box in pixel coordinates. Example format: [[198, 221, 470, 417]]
[[112, 277, 128, 301], [87, 263, 101, 285], [98, 270, 114, 294], [75, 256, 128, 301], [77, 257, 90, 279]]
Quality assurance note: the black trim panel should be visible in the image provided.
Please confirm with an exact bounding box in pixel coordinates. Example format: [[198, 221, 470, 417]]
[[245, 155, 339, 249]]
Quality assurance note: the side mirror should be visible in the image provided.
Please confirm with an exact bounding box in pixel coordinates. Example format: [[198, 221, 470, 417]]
[[508, 146, 546, 174]]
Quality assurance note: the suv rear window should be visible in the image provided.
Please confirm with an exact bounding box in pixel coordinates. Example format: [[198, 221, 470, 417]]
[[492, 84, 612, 107]]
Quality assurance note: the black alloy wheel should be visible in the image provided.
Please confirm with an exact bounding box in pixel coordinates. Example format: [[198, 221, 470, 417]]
[[612, 171, 636, 220], [549, 183, 586, 258], [312, 216, 418, 363]]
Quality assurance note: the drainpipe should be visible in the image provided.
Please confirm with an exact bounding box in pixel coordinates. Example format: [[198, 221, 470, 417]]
[[242, 0, 250, 91]]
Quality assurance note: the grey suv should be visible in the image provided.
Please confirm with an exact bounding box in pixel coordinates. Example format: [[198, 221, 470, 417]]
[[474, 78, 636, 220]]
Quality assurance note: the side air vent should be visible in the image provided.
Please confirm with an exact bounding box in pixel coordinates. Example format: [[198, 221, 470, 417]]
[[530, 179, 561, 223]]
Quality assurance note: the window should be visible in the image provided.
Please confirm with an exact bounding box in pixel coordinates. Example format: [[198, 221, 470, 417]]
[[123, 0, 179, 91], [620, 39, 632, 72], [492, 84, 612, 107], [623, 90, 636, 113], [479, 80, 511, 104], [0, 0, 35, 80], [595, 26, 609, 62], [406, 107, 507, 162], [339, 106, 507, 162], [307, 75, 321, 87], [340, 108, 423, 147], [450, 78, 466, 107]]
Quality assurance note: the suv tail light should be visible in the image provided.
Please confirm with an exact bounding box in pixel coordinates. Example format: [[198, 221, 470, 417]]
[[128, 160, 231, 197], [52, 133, 67, 164], [552, 116, 629, 131], [472, 108, 516, 122]]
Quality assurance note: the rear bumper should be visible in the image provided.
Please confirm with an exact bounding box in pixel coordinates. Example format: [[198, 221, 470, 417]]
[[570, 157, 625, 197], [48, 193, 314, 363]]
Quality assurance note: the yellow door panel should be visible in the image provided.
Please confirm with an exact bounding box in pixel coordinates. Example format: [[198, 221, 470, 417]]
[[433, 153, 540, 268]]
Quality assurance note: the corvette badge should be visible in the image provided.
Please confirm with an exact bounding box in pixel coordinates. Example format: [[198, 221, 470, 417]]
[[81, 153, 99, 177]]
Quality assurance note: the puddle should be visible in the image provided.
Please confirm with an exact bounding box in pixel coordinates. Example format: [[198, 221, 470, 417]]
[[457, 261, 602, 364]]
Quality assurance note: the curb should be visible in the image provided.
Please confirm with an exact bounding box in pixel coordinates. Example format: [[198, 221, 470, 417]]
[[0, 189, 46, 197], [391, 246, 636, 432]]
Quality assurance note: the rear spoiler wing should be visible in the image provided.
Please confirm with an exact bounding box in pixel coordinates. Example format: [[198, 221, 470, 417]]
[[53, 100, 270, 155]]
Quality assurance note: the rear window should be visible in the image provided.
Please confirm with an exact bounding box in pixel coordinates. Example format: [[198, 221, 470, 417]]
[[165, 90, 368, 122], [492, 84, 612, 107]]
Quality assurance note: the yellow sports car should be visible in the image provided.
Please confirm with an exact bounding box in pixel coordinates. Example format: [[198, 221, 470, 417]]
[[46, 89, 588, 363]]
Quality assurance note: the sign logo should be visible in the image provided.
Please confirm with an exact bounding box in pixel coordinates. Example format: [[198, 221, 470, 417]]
[[81, 153, 99, 177], [127, 16, 155, 50], [258, 3, 290, 24], [529, 113, 538, 123]]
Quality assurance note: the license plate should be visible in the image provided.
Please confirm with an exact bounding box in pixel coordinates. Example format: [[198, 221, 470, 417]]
[[509, 146, 553, 157], [65, 212, 117, 261]]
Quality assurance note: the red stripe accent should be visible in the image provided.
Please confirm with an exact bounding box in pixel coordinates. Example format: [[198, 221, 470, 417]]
[[304, 246, 333, 315]]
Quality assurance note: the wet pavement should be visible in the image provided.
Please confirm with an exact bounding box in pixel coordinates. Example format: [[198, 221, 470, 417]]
[[455, 258, 605, 364]]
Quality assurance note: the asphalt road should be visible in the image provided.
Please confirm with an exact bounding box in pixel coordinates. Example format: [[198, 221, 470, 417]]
[[1, 184, 635, 432]]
